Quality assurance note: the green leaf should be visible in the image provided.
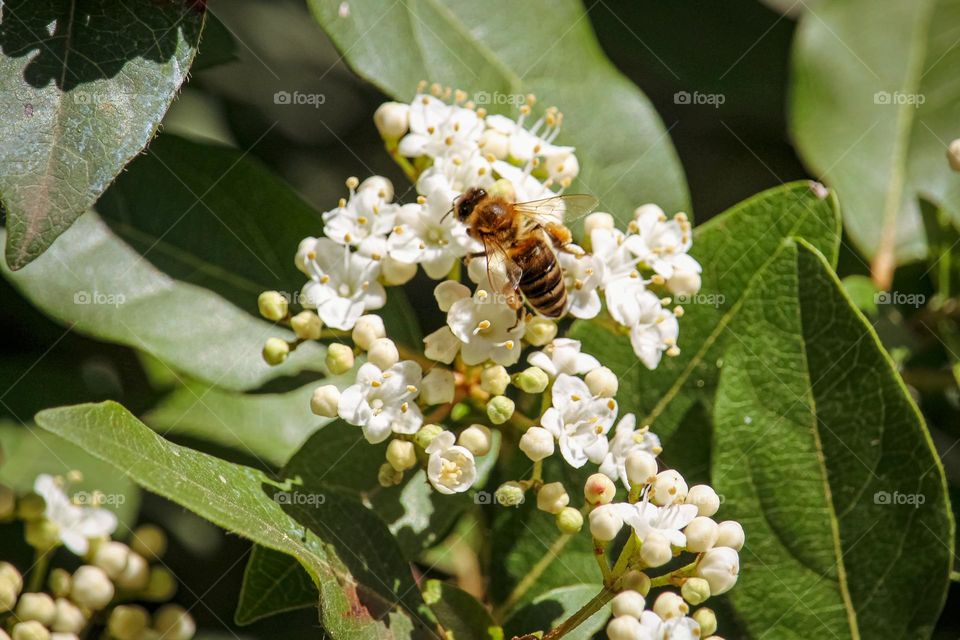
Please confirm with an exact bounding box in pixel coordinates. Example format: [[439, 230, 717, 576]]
[[236, 546, 319, 625], [713, 240, 953, 638], [305, 0, 688, 228], [572, 181, 841, 438], [0, 213, 325, 392], [34, 402, 438, 640], [790, 0, 960, 270], [504, 585, 608, 640], [0, 0, 203, 269], [0, 421, 140, 526], [423, 579, 500, 640]]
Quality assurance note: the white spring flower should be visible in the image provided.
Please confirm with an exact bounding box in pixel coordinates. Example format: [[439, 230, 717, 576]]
[[446, 288, 525, 366], [398, 94, 485, 159], [484, 108, 577, 174], [616, 500, 699, 548], [417, 152, 494, 195], [696, 547, 740, 595], [322, 182, 398, 251], [338, 361, 423, 443], [33, 474, 117, 555], [559, 247, 604, 319], [298, 238, 386, 330], [527, 338, 600, 377], [387, 186, 477, 279], [540, 374, 617, 468], [628, 295, 679, 370], [662, 615, 702, 640], [598, 414, 662, 488], [490, 160, 561, 206], [630, 207, 694, 278], [426, 431, 477, 494]]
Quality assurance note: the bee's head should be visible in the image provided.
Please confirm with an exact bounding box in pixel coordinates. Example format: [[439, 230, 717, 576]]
[[455, 187, 487, 221]]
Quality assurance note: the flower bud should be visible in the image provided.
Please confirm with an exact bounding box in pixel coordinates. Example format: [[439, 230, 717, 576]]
[[652, 591, 688, 620], [374, 102, 410, 139], [625, 450, 658, 488], [25, 519, 60, 551], [686, 485, 720, 517], [639, 531, 672, 567], [651, 469, 688, 506], [130, 524, 167, 561], [684, 517, 718, 553], [949, 139, 960, 172], [48, 570, 70, 599], [667, 269, 701, 298], [605, 615, 642, 640], [519, 427, 554, 461], [108, 605, 149, 640], [715, 520, 745, 551], [114, 552, 149, 591], [696, 547, 739, 595], [681, 577, 711, 605], [310, 385, 341, 418], [386, 440, 417, 472], [479, 365, 510, 396], [512, 367, 549, 394], [458, 425, 492, 457], [0, 484, 14, 520], [17, 493, 46, 521], [358, 176, 394, 201], [523, 317, 557, 347], [144, 567, 178, 601], [0, 562, 24, 595], [420, 368, 455, 405], [70, 566, 114, 610], [584, 366, 618, 397], [536, 482, 569, 514], [92, 541, 130, 579], [495, 481, 525, 507], [479, 129, 509, 159], [290, 311, 322, 340], [378, 462, 403, 487], [692, 608, 718, 636], [434, 281, 471, 312], [11, 621, 49, 640], [325, 343, 355, 375], [555, 507, 583, 534], [352, 315, 386, 350], [424, 326, 460, 364], [633, 203, 665, 220], [367, 338, 399, 370], [619, 570, 650, 596], [486, 396, 515, 425], [584, 212, 614, 241], [16, 593, 55, 625], [414, 424, 444, 450], [588, 504, 623, 541], [261, 337, 289, 366], [584, 473, 616, 505], [51, 598, 85, 633], [611, 590, 646, 618], [153, 604, 196, 640], [257, 291, 288, 321]]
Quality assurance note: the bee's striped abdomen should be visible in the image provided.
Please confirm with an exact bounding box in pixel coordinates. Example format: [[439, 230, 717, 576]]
[[516, 238, 567, 318]]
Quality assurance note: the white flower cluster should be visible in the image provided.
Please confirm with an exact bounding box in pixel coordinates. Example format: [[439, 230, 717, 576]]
[[606, 590, 721, 640], [0, 476, 194, 640]]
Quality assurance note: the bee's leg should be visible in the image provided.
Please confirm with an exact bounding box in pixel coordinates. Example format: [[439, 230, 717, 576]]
[[544, 223, 583, 256], [509, 305, 526, 331]]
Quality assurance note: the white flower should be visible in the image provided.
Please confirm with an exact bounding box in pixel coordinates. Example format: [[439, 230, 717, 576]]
[[490, 160, 559, 205], [33, 475, 117, 555], [322, 184, 398, 251], [629, 297, 679, 370], [616, 501, 699, 548], [599, 414, 662, 488], [426, 431, 477, 495], [446, 288, 525, 366], [527, 338, 599, 377], [559, 247, 603, 319], [591, 227, 644, 288], [338, 361, 423, 443], [423, 326, 461, 363], [630, 208, 693, 279], [299, 238, 386, 330], [417, 153, 494, 195], [540, 374, 617, 468], [697, 547, 740, 595], [398, 94, 484, 159], [387, 187, 476, 279], [662, 616, 702, 640]]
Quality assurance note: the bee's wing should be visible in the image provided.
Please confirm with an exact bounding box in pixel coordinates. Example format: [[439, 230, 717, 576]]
[[513, 194, 599, 227], [479, 236, 523, 304]]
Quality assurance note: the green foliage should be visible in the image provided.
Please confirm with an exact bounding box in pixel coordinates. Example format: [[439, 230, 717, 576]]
[[0, 1, 203, 269]]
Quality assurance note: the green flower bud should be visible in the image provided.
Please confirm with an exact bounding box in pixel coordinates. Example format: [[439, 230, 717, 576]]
[[25, 519, 60, 551], [378, 463, 403, 487], [290, 311, 322, 340], [620, 570, 651, 596], [555, 507, 583, 534], [325, 343, 355, 375], [51, 597, 85, 634], [0, 484, 15, 520], [495, 481, 525, 507], [0, 578, 16, 613], [48, 568, 71, 598], [15, 592, 55, 625], [17, 493, 46, 521], [262, 337, 290, 366], [114, 552, 149, 591], [486, 396, 515, 425], [257, 291, 289, 322], [153, 604, 196, 640], [414, 424, 444, 450], [681, 577, 711, 605], [144, 567, 178, 601], [108, 604, 150, 640], [692, 607, 718, 636], [479, 365, 510, 396], [512, 367, 549, 394], [11, 620, 49, 640], [0, 561, 24, 595], [386, 440, 417, 472], [130, 524, 168, 561], [523, 316, 558, 347]]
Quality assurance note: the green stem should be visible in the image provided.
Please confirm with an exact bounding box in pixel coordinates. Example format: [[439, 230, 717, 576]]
[[593, 545, 612, 584], [541, 588, 615, 640], [648, 559, 700, 588], [610, 532, 640, 580], [26, 548, 53, 593], [384, 140, 419, 183]]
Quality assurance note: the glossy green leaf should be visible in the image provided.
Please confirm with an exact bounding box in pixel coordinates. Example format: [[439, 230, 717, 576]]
[[713, 240, 953, 638], [790, 0, 960, 268], [34, 402, 438, 640], [504, 585, 608, 640], [572, 181, 840, 438], [0, 0, 203, 269], [306, 0, 688, 228], [423, 580, 500, 640]]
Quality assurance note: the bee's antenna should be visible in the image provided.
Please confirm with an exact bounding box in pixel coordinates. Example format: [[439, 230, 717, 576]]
[[441, 207, 454, 223]]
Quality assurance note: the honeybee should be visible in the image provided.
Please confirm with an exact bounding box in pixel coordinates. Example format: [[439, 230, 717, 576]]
[[453, 187, 599, 319]]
